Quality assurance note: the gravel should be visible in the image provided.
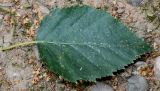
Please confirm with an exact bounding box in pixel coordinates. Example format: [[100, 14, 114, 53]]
[[0, 15, 3, 21], [135, 61, 148, 70], [128, 0, 144, 6], [0, 3, 14, 7], [39, 5, 50, 14], [154, 56, 160, 80], [87, 82, 113, 91], [127, 75, 148, 91]]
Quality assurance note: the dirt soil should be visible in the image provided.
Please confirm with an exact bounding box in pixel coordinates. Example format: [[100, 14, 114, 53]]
[[0, 0, 160, 91]]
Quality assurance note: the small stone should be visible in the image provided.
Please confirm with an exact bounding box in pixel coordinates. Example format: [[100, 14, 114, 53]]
[[132, 61, 147, 75], [39, 5, 50, 14], [127, 75, 148, 91], [128, 0, 143, 6], [33, 46, 40, 61], [87, 82, 113, 91], [135, 61, 147, 70], [0, 3, 14, 7], [117, 8, 125, 14], [0, 15, 3, 20], [147, 29, 152, 32], [0, 15, 3, 23], [154, 56, 160, 80]]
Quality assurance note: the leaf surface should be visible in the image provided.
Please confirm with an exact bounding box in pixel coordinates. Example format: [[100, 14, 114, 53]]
[[36, 6, 152, 82]]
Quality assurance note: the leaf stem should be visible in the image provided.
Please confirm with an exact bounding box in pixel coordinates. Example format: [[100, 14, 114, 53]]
[[0, 41, 44, 51]]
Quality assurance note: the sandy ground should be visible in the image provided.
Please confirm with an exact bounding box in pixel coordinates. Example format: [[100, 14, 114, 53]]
[[0, 0, 160, 91]]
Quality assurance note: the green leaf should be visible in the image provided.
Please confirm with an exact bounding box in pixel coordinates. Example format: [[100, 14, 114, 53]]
[[36, 6, 152, 82]]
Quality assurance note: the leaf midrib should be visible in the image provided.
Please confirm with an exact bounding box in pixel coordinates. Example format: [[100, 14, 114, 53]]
[[37, 41, 147, 48]]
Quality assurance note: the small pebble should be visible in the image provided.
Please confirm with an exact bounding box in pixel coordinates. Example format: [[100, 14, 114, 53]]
[[128, 0, 143, 6], [0, 15, 3, 23], [0, 15, 3, 20], [132, 61, 147, 75], [127, 75, 148, 91], [88, 82, 113, 91], [33, 46, 40, 61], [154, 56, 160, 80], [117, 8, 125, 14], [0, 3, 14, 7], [135, 61, 147, 70], [39, 5, 50, 14]]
